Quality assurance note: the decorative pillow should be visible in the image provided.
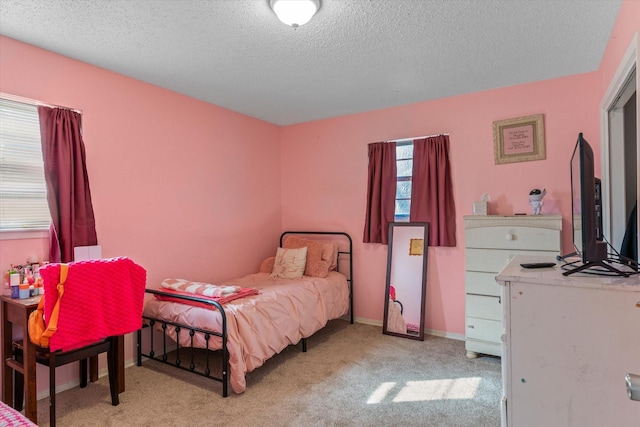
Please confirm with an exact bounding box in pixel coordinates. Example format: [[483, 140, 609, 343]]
[[259, 257, 275, 273], [321, 241, 339, 271], [282, 236, 325, 277], [306, 259, 330, 278], [271, 247, 307, 279]]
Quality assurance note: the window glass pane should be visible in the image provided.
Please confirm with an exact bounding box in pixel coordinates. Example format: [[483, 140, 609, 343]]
[[395, 141, 413, 221], [397, 159, 412, 178], [396, 180, 412, 199], [396, 144, 413, 160], [395, 200, 411, 222]]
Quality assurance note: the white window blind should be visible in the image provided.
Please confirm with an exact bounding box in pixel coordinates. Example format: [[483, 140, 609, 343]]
[[0, 98, 50, 231]]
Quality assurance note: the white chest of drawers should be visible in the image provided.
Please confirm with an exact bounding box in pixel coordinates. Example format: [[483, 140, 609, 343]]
[[496, 256, 640, 427], [464, 215, 562, 358]]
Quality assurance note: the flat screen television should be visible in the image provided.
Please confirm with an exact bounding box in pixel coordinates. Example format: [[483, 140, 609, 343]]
[[563, 133, 631, 276]]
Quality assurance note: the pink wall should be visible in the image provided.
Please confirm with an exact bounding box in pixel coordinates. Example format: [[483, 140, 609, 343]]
[[0, 38, 283, 283], [598, 0, 640, 98], [0, 36, 282, 391], [0, 0, 638, 394], [0, 236, 49, 274], [280, 0, 640, 335], [280, 72, 600, 334]]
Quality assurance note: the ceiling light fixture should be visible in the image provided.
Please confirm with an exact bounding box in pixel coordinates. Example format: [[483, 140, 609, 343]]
[[270, 0, 320, 28]]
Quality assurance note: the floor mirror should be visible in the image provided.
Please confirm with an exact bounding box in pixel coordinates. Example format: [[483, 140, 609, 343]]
[[383, 222, 429, 340]]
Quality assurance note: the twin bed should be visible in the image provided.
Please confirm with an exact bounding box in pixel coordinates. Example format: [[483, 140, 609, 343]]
[[137, 231, 353, 395]]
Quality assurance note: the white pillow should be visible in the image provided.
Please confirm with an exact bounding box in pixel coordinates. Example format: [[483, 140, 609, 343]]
[[271, 247, 307, 279]]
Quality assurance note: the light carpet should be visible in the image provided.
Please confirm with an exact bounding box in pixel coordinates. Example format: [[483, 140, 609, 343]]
[[35, 321, 502, 426]]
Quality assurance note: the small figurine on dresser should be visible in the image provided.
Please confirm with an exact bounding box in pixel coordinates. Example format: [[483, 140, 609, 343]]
[[529, 188, 546, 215]]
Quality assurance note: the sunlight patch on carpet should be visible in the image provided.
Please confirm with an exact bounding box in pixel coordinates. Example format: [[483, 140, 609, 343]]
[[367, 382, 396, 404], [367, 377, 482, 403]]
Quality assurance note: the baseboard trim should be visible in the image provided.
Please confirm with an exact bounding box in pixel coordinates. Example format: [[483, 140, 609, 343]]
[[352, 317, 464, 341]]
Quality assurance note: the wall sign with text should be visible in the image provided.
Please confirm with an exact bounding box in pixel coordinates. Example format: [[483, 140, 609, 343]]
[[493, 114, 545, 165]]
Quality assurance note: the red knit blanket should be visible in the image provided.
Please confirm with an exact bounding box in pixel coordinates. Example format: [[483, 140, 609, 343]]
[[39, 257, 146, 352]]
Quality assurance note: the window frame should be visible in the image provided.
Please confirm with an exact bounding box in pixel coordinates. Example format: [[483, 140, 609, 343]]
[[395, 140, 413, 222]]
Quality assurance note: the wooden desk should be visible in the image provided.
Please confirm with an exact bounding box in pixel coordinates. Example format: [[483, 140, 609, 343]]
[[1, 295, 40, 422], [1, 295, 125, 424]]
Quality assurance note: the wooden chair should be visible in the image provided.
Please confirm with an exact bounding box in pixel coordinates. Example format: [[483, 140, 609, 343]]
[[13, 257, 144, 426], [13, 336, 121, 427]]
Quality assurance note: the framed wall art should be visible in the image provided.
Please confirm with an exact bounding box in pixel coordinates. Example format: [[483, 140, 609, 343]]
[[409, 238, 424, 256], [493, 114, 545, 165]]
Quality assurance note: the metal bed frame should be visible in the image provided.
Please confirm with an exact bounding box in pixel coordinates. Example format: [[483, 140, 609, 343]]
[[136, 231, 353, 397]]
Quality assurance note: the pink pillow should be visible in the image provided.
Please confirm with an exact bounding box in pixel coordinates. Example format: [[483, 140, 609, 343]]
[[306, 260, 329, 278], [283, 236, 328, 278], [259, 257, 275, 273]]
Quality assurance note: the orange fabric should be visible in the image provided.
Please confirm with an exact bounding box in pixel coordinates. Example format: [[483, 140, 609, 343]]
[[28, 264, 68, 348]]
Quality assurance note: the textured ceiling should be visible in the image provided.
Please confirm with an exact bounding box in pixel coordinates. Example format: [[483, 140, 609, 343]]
[[0, 0, 623, 125]]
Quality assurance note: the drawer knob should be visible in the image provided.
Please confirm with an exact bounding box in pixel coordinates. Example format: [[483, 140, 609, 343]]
[[506, 233, 514, 240], [636, 302, 640, 308]]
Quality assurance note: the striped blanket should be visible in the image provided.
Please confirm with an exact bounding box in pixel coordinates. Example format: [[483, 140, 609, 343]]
[[154, 279, 259, 309]]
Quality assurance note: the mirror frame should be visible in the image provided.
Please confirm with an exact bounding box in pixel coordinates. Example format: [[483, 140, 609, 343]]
[[382, 222, 429, 341]]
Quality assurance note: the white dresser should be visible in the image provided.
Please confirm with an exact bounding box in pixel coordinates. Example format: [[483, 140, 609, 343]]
[[464, 215, 562, 358], [496, 256, 640, 427]]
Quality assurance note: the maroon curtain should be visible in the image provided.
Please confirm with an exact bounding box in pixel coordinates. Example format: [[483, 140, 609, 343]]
[[363, 142, 396, 244], [38, 106, 98, 263], [410, 135, 456, 247]]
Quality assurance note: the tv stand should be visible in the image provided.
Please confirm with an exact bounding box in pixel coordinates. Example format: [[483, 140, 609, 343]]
[[496, 256, 640, 427], [561, 257, 635, 277]]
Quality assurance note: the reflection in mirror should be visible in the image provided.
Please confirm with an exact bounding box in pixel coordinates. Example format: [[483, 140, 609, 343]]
[[383, 222, 429, 341]]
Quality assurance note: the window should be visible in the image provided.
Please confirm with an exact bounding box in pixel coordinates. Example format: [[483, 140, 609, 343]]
[[0, 98, 50, 232], [395, 141, 413, 221]]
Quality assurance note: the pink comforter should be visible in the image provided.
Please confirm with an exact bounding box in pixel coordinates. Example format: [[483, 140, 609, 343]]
[[143, 271, 349, 393]]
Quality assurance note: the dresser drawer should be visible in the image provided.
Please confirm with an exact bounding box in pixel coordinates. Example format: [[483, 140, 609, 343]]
[[466, 317, 502, 342], [466, 225, 561, 251], [466, 294, 501, 320], [466, 248, 559, 273], [466, 271, 502, 296]]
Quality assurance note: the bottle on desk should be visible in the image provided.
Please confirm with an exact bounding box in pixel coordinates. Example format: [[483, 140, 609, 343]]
[[10, 283, 19, 299], [9, 271, 20, 299], [35, 276, 43, 295], [19, 282, 30, 299]]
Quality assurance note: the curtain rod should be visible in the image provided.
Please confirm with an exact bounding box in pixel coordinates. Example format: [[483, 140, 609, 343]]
[[389, 133, 449, 143], [0, 92, 82, 113]]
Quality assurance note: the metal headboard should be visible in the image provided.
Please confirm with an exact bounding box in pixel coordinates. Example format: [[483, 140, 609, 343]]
[[279, 231, 353, 324]]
